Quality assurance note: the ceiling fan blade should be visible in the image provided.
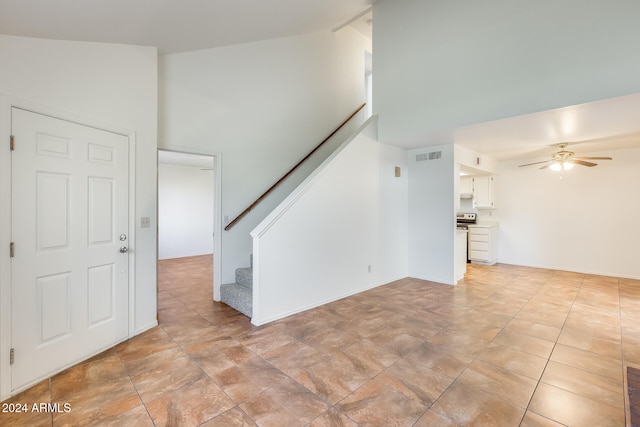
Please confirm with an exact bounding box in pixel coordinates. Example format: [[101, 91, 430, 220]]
[[573, 156, 612, 160], [519, 160, 551, 167], [539, 163, 552, 170], [573, 160, 598, 167]]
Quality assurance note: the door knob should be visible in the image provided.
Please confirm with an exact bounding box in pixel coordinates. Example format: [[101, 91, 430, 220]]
[[119, 246, 128, 253]]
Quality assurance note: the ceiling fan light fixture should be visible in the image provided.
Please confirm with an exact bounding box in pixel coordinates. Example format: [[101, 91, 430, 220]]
[[519, 142, 612, 170]]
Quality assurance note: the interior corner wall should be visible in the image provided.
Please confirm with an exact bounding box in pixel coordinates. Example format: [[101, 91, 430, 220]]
[[159, 28, 371, 284], [373, 0, 640, 143], [408, 144, 456, 284], [158, 163, 214, 260], [494, 148, 640, 279], [0, 35, 159, 333]]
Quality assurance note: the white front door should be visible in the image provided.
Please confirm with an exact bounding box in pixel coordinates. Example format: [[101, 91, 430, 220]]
[[10, 108, 129, 391]]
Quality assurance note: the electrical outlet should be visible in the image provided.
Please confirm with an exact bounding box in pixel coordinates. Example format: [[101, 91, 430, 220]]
[[140, 217, 150, 228], [368, 265, 372, 273]]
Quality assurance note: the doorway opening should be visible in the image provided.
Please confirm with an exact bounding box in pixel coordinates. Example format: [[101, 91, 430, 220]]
[[157, 150, 221, 307]]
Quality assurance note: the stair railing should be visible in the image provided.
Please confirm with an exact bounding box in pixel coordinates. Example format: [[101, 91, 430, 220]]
[[224, 102, 366, 231]]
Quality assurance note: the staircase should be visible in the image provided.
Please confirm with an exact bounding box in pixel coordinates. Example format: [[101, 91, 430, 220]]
[[220, 255, 253, 317], [219, 106, 366, 320]]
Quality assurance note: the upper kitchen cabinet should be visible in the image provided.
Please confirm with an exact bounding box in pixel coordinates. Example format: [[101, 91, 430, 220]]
[[473, 175, 495, 209], [460, 177, 474, 197], [456, 145, 498, 209]]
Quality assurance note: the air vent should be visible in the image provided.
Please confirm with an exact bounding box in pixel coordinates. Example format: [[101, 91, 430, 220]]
[[416, 151, 442, 161]]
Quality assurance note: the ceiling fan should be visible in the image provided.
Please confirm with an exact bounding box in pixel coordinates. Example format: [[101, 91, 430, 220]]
[[518, 143, 612, 171]]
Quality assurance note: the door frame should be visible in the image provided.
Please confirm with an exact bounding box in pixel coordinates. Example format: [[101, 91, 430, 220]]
[[0, 95, 137, 400], [157, 147, 222, 302]]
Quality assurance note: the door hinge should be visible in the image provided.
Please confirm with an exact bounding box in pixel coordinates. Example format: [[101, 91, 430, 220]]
[[10, 242, 15, 258], [10, 348, 14, 365], [10, 135, 14, 151]]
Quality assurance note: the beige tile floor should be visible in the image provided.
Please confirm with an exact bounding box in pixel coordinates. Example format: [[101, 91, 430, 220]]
[[1, 255, 638, 426]]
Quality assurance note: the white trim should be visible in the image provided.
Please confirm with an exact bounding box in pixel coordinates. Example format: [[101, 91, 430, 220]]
[[251, 237, 260, 323], [214, 154, 222, 301], [0, 96, 13, 401], [0, 94, 138, 400], [157, 146, 223, 302], [128, 132, 137, 334]]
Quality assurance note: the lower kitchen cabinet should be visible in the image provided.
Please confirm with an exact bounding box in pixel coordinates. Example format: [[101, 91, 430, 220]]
[[468, 224, 498, 265]]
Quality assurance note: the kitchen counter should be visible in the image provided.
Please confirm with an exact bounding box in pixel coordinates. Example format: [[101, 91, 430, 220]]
[[469, 221, 499, 228]]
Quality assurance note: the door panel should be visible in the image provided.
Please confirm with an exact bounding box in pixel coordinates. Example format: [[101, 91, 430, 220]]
[[87, 264, 115, 326], [38, 273, 71, 343], [11, 108, 129, 391], [37, 172, 70, 250], [88, 177, 114, 244]]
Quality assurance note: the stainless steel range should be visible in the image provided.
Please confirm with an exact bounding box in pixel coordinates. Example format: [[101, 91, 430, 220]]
[[456, 212, 476, 230], [456, 212, 476, 263]]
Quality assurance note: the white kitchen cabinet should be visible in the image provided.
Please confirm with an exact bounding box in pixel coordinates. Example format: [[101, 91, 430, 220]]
[[468, 224, 498, 265], [456, 176, 473, 210], [473, 176, 495, 209], [460, 177, 473, 196]]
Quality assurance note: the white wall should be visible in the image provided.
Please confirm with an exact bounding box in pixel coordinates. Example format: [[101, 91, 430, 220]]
[[455, 145, 499, 175], [0, 35, 158, 399], [494, 148, 640, 279], [159, 28, 372, 290], [374, 0, 640, 144], [158, 164, 214, 259], [251, 118, 408, 325], [408, 145, 456, 284]]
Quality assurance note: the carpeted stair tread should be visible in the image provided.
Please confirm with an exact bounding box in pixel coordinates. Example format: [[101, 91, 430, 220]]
[[220, 282, 252, 317], [220, 256, 253, 317], [235, 267, 253, 288]]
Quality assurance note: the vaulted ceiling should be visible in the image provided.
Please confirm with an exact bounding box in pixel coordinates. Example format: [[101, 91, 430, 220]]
[[2, 0, 638, 162], [0, 0, 374, 54]]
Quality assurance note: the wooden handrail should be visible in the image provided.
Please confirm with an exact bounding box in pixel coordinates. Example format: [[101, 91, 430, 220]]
[[225, 102, 366, 231]]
